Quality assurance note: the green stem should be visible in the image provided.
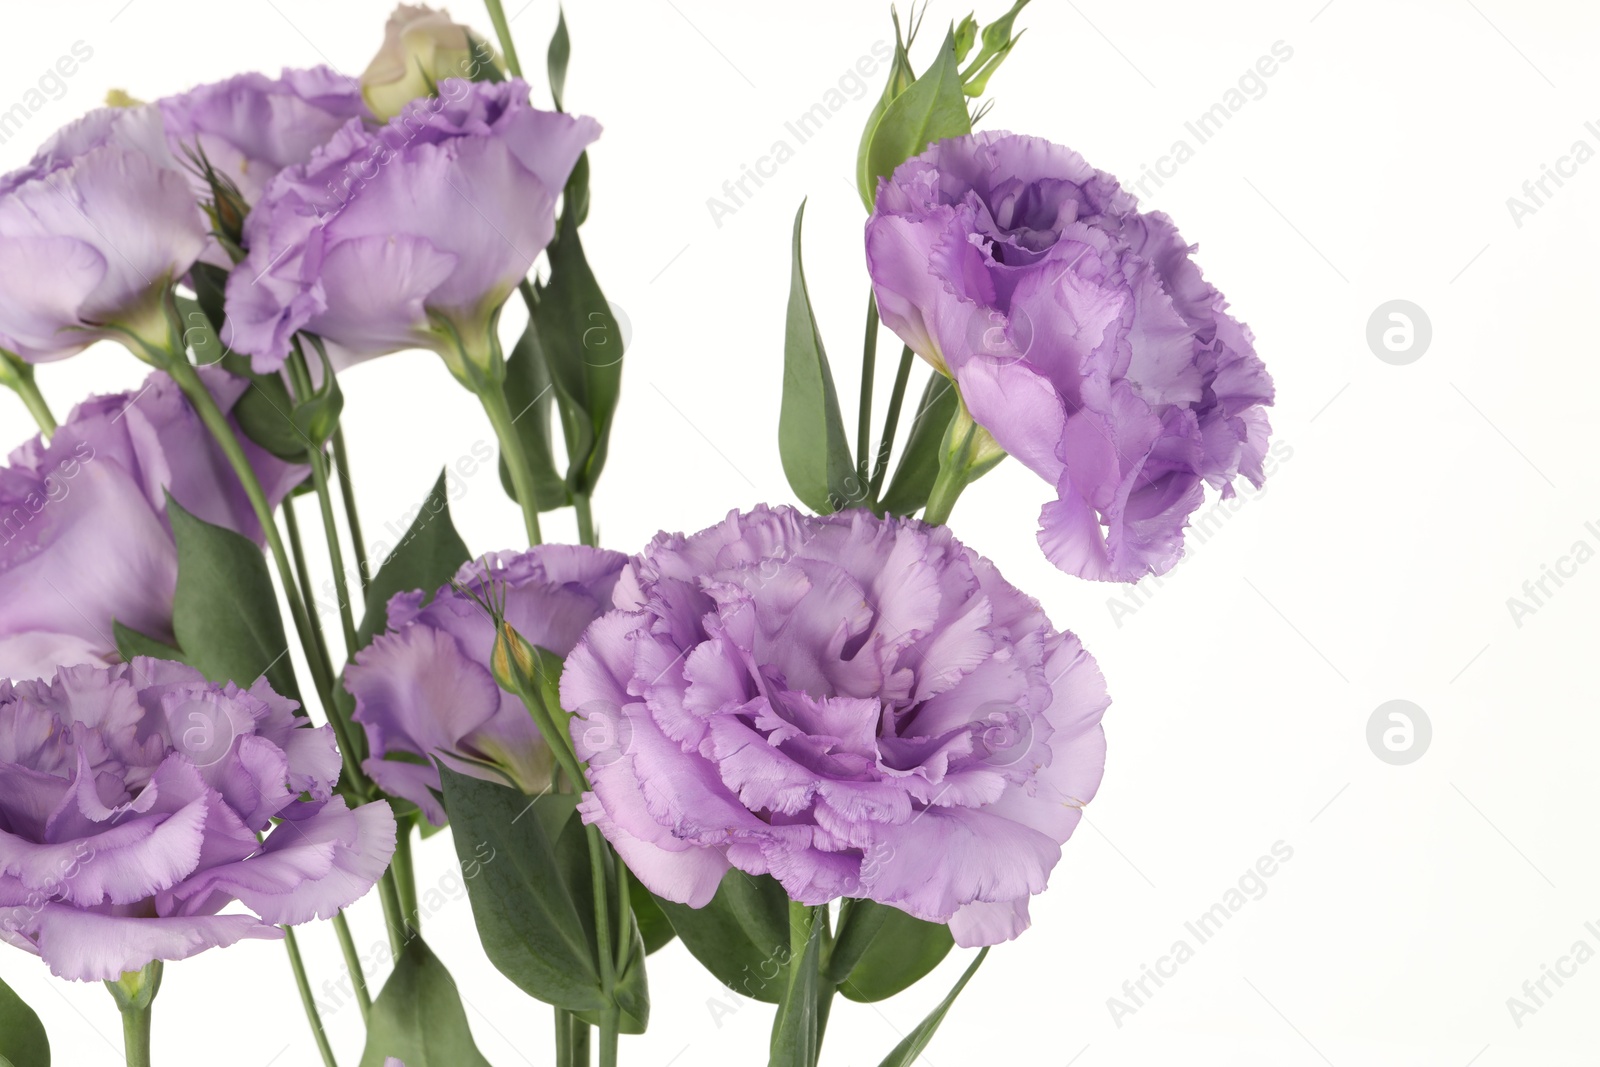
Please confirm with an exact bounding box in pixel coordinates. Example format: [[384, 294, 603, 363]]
[[1, 352, 56, 438], [286, 348, 361, 658], [331, 429, 370, 594], [119, 1005, 152, 1067], [869, 346, 915, 501], [392, 825, 419, 931], [921, 456, 969, 527], [482, 0, 524, 77], [575, 493, 596, 547], [284, 928, 339, 1067], [331, 912, 372, 1025], [569, 1014, 592, 1066], [282, 502, 336, 687], [856, 293, 880, 492], [476, 380, 544, 546], [377, 865, 409, 958]]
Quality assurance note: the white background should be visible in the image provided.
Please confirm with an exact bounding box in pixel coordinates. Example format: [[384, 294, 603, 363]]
[[3, 1, 1598, 1064]]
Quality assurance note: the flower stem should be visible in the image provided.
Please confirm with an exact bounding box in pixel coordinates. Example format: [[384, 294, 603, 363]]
[[921, 456, 969, 526], [475, 380, 544, 546], [331, 912, 372, 1025], [575, 492, 596, 547], [482, 0, 523, 78], [286, 348, 361, 658], [392, 824, 419, 930], [856, 293, 880, 493], [284, 928, 339, 1067], [0, 351, 56, 438], [119, 1004, 152, 1067], [331, 429, 370, 595], [869, 345, 915, 502]]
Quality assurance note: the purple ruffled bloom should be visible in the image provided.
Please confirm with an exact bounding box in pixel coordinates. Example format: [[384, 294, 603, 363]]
[[0, 106, 206, 362], [158, 67, 369, 209], [0, 659, 396, 981], [226, 78, 599, 372], [563, 506, 1109, 947], [0, 368, 305, 681], [866, 131, 1275, 582], [346, 546, 626, 825]]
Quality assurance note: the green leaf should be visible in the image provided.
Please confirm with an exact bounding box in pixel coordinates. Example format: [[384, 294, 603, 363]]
[[112, 621, 184, 665], [778, 201, 856, 515], [856, 14, 919, 210], [497, 312, 571, 513], [355, 471, 472, 649], [769, 908, 824, 1067], [0, 974, 49, 1067], [629, 878, 677, 955], [439, 767, 607, 1011], [357, 936, 494, 1067], [167, 495, 297, 698], [654, 870, 790, 1004], [961, 0, 1031, 95], [837, 905, 954, 1003], [537, 212, 623, 496], [873, 948, 989, 1067], [547, 6, 571, 111], [879, 372, 957, 516], [862, 29, 971, 206]]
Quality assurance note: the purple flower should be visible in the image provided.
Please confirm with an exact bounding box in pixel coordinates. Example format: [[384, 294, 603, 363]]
[[226, 78, 599, 373], [563, 506, 1109, 947], [866, 131, 1275, 582], [157, 67, 368, 238], [0, 106, 207, 362], [0, 368, 305, 681], [347, 545, 626, 825], [0, 659, 395, 981]]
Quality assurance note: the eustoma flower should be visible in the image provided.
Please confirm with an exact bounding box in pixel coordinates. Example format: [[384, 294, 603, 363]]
[[0, 659, 395, 981], [0, 105, 206, 362], [346, 546, 626, 824], [0, 369, 305, 681], [866, 131, 1275, 581], [360, 4, 500, 121], [564, 505, 1109, 947], [226, 77, 598, 379]]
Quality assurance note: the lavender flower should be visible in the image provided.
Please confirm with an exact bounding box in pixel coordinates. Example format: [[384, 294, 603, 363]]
[[866, 131, 1275, 581], [346, 546, 626, 825], [0, 368, 304, 681], [0, 659, 395, 982], [563, 506, 1109, 947], [0, 106, 206, 362], [225, 78, 598, 375]]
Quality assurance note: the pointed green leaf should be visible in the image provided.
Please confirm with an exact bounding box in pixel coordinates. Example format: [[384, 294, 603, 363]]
[[112, 621, 184, 665], [537, 213, 623, 495], [439, 767, 608, 1011], [856, 14, 919, 209], [654, 869, 790, 1004], [629, 878, 677, 955], [769, 909, 824, 1067], [355, 471, 472, 649], [779, 201, 856, 514], [167, 495, 297, 698], [0, 973, 49, 1067], [874, 948, 988, 1067], [863, 29, 971, 206], [547, 7, 571, 111], [357, 936, 494, 1067], [497, 311, 571, 512], [879, 371, 957, 516]]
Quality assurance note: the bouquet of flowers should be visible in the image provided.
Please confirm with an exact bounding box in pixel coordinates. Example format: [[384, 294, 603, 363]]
[[0, 3, 1273, 1064]]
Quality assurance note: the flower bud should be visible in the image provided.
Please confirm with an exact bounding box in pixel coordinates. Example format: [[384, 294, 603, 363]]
[[490, 619, 539, 694], [360, 4, 502, 121]]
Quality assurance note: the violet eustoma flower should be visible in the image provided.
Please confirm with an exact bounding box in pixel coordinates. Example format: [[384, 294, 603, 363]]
[[226, 78, 599, 375], [563, 506, 1109, 947], [0, 659, 396, 982], [0, 368, 305, 681], [0, 106, 206, 362], [866, 131, 1275, 582], [346, 546, 626, 825]]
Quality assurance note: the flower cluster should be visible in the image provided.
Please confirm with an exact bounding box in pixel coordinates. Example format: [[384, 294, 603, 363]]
[[0, 659, 394, 981]]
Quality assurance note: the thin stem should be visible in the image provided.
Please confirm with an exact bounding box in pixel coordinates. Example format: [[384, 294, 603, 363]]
[[482, 0, 524, 77], [331, 912, 372, 1025], [119, 1006, 152, 1067], [869, 346, 915, 500], [1, 352, 56, 438], [331, 429, 370, 594], [286, 349, 361, 659], [476, 380, 544, 546], [392, 825, 419, 931], [555, 1006, 574, 1067], [922, 454, 969, 527], [569, 1015, 592, 1067], [284, 927, 339, 1067], [575, 493, 596, 547], [377, 866, 409, 959], [283, 502, 335, 684], [856, 293, 879, 492]]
